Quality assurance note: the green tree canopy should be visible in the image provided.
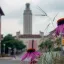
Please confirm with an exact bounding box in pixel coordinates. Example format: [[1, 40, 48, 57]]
[[39, 39, 53, 52], [1, 34, 26, 54]]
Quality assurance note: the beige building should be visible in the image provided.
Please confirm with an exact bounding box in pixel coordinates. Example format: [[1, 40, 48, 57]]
[[15, 31, 42, 50], [15, 3, 44, 50]]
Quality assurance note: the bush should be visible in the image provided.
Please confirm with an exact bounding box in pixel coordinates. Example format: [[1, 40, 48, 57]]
[[1, 34, 26, 54], [53, 47, 61, 51]]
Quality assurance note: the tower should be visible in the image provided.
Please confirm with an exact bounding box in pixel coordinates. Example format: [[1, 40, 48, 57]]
[[23, 3, 32, 34]]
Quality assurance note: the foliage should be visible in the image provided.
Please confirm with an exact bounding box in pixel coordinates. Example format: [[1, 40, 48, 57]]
[[39, 42, 44, 49], [55, 37, 61, 45], [53, 37, 61, 51], [1, 34, 26, 54], [53, 47, 61, 51], [39, 39, 53, 52]]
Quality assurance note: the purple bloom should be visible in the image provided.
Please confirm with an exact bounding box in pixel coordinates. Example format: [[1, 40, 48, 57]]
[[21, 51, 41, 61], [55, 24, 64, 36]]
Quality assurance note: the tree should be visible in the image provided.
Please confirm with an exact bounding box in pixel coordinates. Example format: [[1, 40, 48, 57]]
[[39, 42, 44, 50], [1, 34, 26, 54], [39, 39, 53, 52]]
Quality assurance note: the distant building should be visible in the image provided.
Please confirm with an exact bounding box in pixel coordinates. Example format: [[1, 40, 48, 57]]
[[17, 3, 42, 50], [0, 7, 4, 41], [14, 3, 48, 50], [15, 31, 42, 50], [23, 3, 32, 34], [0, 7, 4, 54]]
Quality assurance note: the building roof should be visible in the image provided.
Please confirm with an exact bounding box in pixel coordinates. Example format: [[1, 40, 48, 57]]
[[17, 34, 41, 38], [0, 7, 4, 15]]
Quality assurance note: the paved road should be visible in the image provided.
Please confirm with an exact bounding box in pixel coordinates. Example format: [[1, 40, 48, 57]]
[[0, 52, 30, 64], [0, 51, 38, 64], [0, 59, 29, 64], [0, 52, 40, 64]]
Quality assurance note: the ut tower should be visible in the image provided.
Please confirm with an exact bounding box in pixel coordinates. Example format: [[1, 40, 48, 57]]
[[23, 3, 32, 35]]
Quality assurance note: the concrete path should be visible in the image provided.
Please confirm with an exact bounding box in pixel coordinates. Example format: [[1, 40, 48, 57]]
[[0, 59, 30, 64], [0, 52, 30, 64]]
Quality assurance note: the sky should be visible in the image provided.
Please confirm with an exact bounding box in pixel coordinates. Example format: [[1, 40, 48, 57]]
[[0, 0, 64, 36]]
